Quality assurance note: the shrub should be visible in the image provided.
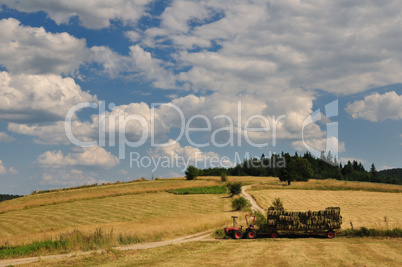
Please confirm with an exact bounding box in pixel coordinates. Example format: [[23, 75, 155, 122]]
[[232, 197, 251, 211], [271, 197, 284, 211], [185, 166, 199, 180], [252, 211, 268, 233], [211, 228, 228, 238], [342, 227, 402, 237], [227, 182, 242, 196], [220, 172, 228, 182]]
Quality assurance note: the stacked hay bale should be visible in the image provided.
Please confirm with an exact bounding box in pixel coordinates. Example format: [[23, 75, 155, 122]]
[[267, 206, 342, 231]]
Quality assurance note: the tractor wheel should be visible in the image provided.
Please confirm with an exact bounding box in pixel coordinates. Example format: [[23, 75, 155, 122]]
[[327, 231, 335, 239], [233, 230, 243, 239], [247, 230, 256, 239], [271, 232, 278, 238]]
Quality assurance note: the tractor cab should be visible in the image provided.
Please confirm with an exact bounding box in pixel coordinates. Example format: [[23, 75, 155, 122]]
[[224, 214, 256, 239]]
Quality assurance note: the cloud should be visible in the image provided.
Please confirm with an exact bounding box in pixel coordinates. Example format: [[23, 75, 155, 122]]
[[140, 0, 402, 97], [147, 139, 233, 168], [0, 132, 15, 142], [40, 169, 97, 186], [37, 146, 119, 169], [90, 45, 176, 88], [340, 157, 368, 165], [379, 165, 396, 171], [0, 160, 6, 175], [118, 169, 128, 175], [8, 120, 96, 145], [0, 0, 152, 29], [345, 91, 402, 122], [0, 160, 18, 175], [0, 71, 96, 123], [0, 18, 88, 75], [292, 137, 346, 155]]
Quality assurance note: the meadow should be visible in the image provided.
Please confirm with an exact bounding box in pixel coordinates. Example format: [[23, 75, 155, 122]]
[[0, 179, 219, 214], [21, 238, 402, 267], [1, 176, 401, 261], [250, 189, 402, 229]]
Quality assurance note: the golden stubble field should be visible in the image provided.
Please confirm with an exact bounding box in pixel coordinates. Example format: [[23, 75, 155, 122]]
[[250, 189, 402, 229], [22, 238, 402, 267], [0, 179, 237, 247]]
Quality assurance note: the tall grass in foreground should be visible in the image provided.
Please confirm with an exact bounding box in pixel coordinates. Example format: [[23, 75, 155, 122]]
[[342, 227, 402, 237], [0, 228, 114, 259], [0, 213, 234, 259]]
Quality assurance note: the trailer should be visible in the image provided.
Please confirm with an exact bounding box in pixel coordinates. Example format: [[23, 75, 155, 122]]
[[225, 207, 342, 239], [266, 207, 342, 239]]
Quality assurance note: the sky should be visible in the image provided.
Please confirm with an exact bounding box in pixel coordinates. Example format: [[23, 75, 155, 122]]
[[0, 0, 401, 195]]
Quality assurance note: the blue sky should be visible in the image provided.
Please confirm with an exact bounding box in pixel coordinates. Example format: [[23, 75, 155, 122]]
[[0, 0, 401, 195]]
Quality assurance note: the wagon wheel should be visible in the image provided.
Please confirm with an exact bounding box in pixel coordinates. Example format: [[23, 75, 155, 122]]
[[271, 231, 279, 238], [327, 230, 335, 239]]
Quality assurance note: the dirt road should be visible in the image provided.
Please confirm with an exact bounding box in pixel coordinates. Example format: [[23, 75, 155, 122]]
[[0, 185, 259, 266], [241, 185, 265, 213], [0, 231, 211, 267]]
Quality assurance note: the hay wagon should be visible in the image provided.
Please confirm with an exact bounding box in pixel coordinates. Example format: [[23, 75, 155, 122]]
[[225, 207, 342, 239], [266, 207, 342, 239]]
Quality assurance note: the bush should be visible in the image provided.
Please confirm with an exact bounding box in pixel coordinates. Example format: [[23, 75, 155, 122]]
[[220, 172, 228, 182], [251, 211, 268, 233], [211, 228, 228, 239], [232, 197, 251, 211], [185, 166, 199, 180], [227, 182, 242, 196], [342, 227, 402, 237], [271, 197, 284, 211]]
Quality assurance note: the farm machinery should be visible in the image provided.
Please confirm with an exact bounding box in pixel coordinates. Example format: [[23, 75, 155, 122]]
[[225, 207, 342, 239], [224, 215, 256, 239]]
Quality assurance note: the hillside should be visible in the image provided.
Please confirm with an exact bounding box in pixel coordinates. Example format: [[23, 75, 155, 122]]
[[0, 176, 401, 264], [0, 178, 237, 248]]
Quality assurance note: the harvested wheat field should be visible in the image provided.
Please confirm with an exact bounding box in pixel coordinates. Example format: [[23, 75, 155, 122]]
[[250, 189, 402, 229], [0, 179, 217, 214], [0, 192, 234, 247], [22, 238, 402, 267]]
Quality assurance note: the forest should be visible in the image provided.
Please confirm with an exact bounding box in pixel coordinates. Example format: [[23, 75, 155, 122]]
[[195, 151, 401, 185]]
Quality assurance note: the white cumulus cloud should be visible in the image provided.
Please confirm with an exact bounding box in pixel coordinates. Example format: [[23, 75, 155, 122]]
[[37, 146, 119, 169], [345, 91, 402, 122], [0, 0, 152, 29], [0, 18, 88, 75], [0, 71, 96, 123], [292, 136, 346, 156]]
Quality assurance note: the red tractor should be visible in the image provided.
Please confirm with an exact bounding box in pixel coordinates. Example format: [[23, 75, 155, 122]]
[[224, 215, 257, 239]]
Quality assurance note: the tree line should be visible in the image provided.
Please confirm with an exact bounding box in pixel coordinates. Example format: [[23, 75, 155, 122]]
[[0, 194, 23, 202], [191, 151, 401, 185]]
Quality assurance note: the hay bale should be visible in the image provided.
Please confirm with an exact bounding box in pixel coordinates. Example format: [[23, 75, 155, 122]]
[[267, 206, 342, 231]]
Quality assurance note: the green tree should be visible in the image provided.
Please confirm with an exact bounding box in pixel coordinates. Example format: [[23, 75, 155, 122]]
[[185, 166, 199, 180], [220, 172, 228, 182], [231, 197, 251, 211], [370, 163, 378, 181], [293, 158, 313, 181], [227, 182, 242, 196]]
